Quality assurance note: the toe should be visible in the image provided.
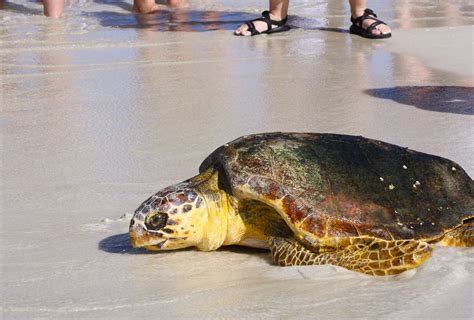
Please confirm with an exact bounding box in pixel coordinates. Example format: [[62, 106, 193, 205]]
[[234, 24, 249, 36], [234, 28, 243, 36], [378, 24, 391, 35], [371, 28, 381, 35], [362, 17, 391, 36], [241, 29, 251, 36]]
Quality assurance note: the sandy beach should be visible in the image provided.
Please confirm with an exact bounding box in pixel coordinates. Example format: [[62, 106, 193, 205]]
[[1, 0, 473, 319]]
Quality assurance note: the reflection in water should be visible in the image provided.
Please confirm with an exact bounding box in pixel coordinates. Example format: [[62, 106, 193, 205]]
[[365, 86, 474, 115], [94, 10, 253, 32], [94, 0, 472, 34], [87, 0, 473, 35], [395, 1, 473, 29]]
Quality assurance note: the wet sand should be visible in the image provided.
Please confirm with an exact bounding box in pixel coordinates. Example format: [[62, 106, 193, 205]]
[[1, 1, 473, 319]]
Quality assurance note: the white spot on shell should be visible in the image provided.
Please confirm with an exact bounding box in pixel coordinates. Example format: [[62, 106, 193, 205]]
[[415, 181, 421, 186], [389, 184, 395, 190], [427, 208, 431, 211], [409, 226, 414, 229], [403, 165, 408, 169], [397, 222, 403, 226], [379, 177, 384, 181], [451, 167, 456, 171], [431, 222, 436, 226], [420, 222, 424, 226]]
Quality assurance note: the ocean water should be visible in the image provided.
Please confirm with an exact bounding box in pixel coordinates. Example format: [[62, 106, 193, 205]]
[[1, 1, 473, 319]]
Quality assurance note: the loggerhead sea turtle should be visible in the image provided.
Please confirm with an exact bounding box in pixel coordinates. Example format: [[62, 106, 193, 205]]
[[129, 133, 473, 276]]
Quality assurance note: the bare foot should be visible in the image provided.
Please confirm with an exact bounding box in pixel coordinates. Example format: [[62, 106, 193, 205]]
[[167, 0, 189, 9]]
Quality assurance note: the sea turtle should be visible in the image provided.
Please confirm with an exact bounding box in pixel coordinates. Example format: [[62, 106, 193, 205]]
[[129, 133, 473, 276]]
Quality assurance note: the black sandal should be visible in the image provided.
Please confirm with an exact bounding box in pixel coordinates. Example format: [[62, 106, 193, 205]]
[[238, 10, 290, 36], [350, 8, 391, 39]]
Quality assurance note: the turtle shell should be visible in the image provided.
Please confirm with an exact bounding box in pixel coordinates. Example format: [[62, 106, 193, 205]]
[[200, 133, 473, 241]]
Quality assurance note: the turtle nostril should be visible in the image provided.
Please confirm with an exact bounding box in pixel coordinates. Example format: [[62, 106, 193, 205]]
[[145, 212, 168, 231]]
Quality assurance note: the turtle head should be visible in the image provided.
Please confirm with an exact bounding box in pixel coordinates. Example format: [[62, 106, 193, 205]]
[[129, 169, 237, 251], [129, 182, 209, 251]]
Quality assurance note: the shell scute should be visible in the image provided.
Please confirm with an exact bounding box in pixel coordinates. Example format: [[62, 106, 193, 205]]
[[248, 176, 285, 201], [281, 195, 307, 223], [300, 213, 326, 236]]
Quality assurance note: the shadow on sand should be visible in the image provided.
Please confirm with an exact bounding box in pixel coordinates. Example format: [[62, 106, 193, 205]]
[[99, 233, 148, 254], [99, 232, 270, 262], [365, 86, 474, 115], [1, 1, 42, 15]]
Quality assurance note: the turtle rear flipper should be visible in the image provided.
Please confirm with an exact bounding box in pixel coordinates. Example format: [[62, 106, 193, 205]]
[[268, 236, 433, 276]]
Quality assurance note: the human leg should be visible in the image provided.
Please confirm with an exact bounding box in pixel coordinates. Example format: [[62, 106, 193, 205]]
[[43, 0, 64, 18], [133, 0, 160, 14]]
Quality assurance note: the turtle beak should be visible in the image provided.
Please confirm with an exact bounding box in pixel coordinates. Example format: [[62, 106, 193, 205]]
[[129, 231, 141, 248], [129, 217, 151, 248], [129, 225, 145, 248], [129, 216, 167, 249]]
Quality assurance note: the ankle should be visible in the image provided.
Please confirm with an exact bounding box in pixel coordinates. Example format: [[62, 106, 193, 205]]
[[351, 8, 366, 18], [269, 11, 286, 21]]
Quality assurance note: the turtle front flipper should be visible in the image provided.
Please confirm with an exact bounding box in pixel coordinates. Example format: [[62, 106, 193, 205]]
[[268, 236, 433, 276]]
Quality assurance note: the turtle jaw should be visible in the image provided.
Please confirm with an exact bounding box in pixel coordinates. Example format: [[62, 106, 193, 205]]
[[144, 240, 167, 251]]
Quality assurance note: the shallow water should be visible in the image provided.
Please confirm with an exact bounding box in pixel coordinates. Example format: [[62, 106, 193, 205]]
[[1, 1, 474, 319]]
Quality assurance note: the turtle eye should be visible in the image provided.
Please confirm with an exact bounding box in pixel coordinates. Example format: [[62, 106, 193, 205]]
[[145, 212, 168, 231]]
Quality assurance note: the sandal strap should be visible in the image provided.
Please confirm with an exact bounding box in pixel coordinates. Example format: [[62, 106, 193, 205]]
[[261, 10, 288, 27], [351, 8, 380, 26], [350, 8, 388, 31], [245, 21, 260, 36], [243, 10, 288, 35], [366, 20, 385, 33], [364, 8, 377, 18]]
